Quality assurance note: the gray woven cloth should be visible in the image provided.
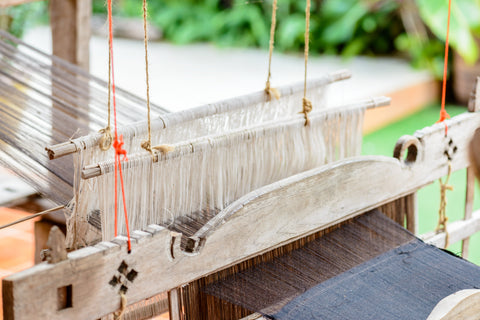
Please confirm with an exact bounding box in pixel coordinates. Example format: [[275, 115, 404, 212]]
[[273, 240, 480, 319]]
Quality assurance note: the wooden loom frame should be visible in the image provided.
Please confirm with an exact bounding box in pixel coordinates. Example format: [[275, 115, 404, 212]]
[[3, 80, 480, 319]]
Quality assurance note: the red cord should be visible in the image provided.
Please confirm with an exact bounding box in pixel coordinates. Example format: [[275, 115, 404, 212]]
[[437, 0, 452, 136], [108, 0, 132, 253]]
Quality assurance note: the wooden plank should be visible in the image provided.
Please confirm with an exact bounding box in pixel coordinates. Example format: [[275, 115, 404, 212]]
[[406, 192, 418, 234], [0, 0, 41, 8], [168, 289, 181, 320], [50, 0, 91, 70], [422, 209, 480, 248], [3, 112, 480, 320], [461, 167, 475, 258]]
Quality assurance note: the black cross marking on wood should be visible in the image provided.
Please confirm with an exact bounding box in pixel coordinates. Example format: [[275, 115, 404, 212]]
[[109, 260, 138, 294], [444, 137, 458, 161]]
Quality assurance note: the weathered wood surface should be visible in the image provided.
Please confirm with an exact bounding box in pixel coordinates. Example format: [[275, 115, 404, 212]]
[[422, 209, 480, 248], [461, 167, 475, 258], [50, 0, 91, 71], [427, 289, 480, 320], [3, 112, 480, 320], [168, 289, 181, 320]]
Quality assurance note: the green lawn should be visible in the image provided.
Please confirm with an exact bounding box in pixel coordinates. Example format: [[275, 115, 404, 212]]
[[362, 104, 480, 265]]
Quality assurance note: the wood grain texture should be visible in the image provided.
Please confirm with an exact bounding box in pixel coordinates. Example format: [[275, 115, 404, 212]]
[[462, 167, 475, 258], [50, 0, 90, 70], [427, 289, 480, 320], [3, 112, 480, 319]]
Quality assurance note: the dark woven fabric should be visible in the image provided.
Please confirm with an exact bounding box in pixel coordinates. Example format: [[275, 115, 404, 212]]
[[273, 240, 480, 320], [204, 210, 416, 314]]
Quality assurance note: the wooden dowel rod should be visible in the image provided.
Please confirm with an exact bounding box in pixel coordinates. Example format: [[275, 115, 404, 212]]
[[0, 206, 64, 230], [462, 166, 475, 258], [46, 71, 352, 159], [81, 96, 390, 180]]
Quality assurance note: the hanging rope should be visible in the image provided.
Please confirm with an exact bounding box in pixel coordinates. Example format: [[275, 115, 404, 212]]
[[436, 161, 453, 248], [114, 293, 127, 320], [437, 0, 452, 136], [302, 0, 312, 126], [99, 43, 113, 151], [140, 0, 153, 154], [265, 0, 280, 101], [107, 0, 132, 253], [432, 0, 454, 250]]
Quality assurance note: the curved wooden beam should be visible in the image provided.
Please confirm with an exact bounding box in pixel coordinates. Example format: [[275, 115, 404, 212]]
[[427, 289, 480, 320]]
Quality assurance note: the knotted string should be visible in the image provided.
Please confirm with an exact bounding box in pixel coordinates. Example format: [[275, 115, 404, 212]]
[[265, 0, 280, 101], [436, 0, 452, 136], [141, 0, 153, 154], [436, 161, 453, 248], [99, 27, 114, 151], [302, 0, 312, 126], [114, 293, 127, 320], [107, 0, 132, 253]]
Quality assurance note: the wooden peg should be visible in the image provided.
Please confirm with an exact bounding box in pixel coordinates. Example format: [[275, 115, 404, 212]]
[[41, 226, 67, 264]]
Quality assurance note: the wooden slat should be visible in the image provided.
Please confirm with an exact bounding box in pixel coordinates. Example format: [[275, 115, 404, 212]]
[[462, 167, 475, 258], [422, 209, 480, 248], [168, 289, 181, 320], [0, 0, 41, 8], [3, 112, 480, 320]]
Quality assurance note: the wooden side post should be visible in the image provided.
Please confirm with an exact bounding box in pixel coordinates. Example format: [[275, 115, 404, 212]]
[[50, 0, 91, 70], [169, 288, 181, 320], [461, 167, 475, 258]]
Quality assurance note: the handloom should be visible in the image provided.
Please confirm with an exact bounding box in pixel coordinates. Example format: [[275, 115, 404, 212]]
[[4, 99, 480, 319], [72, 97, 388, 247], [4, 1, 480, 319]]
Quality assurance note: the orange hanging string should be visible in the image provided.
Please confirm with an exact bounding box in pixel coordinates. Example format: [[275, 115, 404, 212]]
[[437, 0, 452, 136], [107, 0, 132, 253]]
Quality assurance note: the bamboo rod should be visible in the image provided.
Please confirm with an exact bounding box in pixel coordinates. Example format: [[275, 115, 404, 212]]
[[46, 70, 353, 159], [81, 96, 390, 179]]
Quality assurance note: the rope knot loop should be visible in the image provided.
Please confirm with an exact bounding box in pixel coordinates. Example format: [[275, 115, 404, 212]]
[[436, 161, 453, 248], [141, 140, 153, 153], [98, 126, 113, 151], [302, 97, 313, 126], [113, 134, 128, 161], [265, 84, 280, 101]]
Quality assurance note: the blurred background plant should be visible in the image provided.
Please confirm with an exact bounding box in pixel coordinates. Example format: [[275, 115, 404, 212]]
[[3, 0, 480, 79], [0, 2, 46, 39], [90, 0, 480, 78]]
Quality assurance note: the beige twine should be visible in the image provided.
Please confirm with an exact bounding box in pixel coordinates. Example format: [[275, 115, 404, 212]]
[[141, 0, 153, 154], [436, 161, 453, 248], [302, 0, 312, 126], [114, 293, 127, 320], [265, 0, 280, 101], [99, 39, 114, 151]]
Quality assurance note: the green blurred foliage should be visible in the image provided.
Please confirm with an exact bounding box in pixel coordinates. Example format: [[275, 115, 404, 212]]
[[88, 0, 480, 77], [0, 2, 47, 39]]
